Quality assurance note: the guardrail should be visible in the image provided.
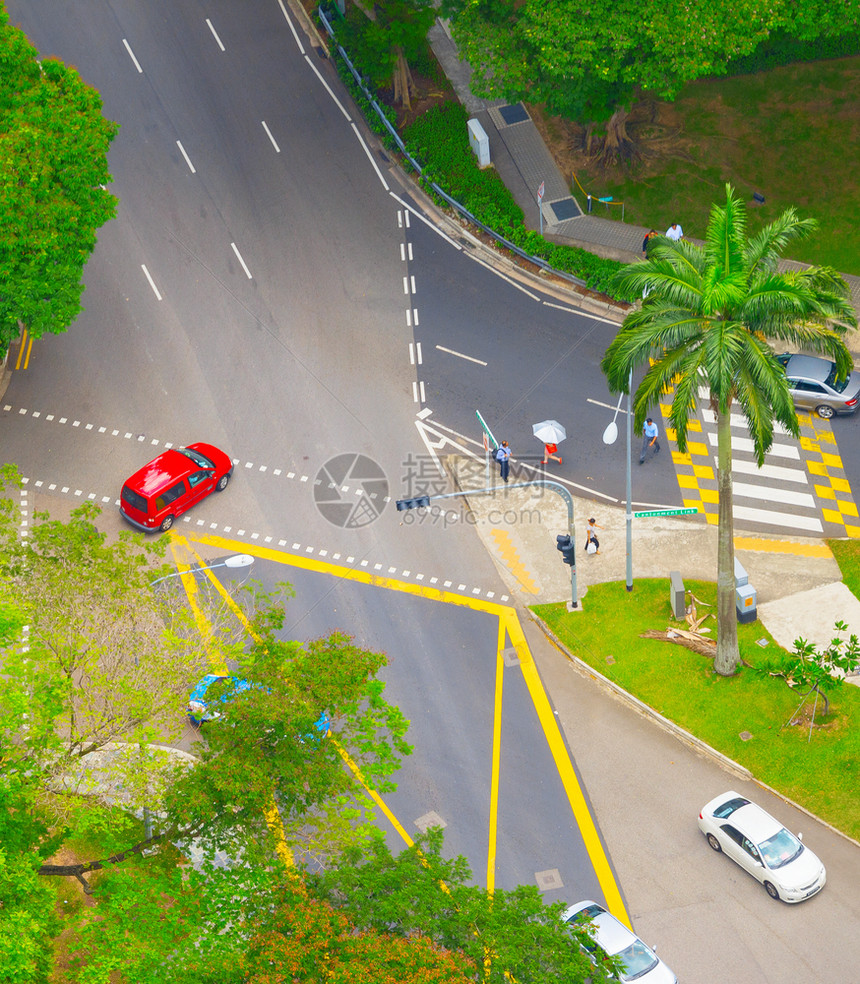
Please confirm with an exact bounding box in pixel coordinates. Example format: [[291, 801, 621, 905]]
[[316, 5, 586, 288]]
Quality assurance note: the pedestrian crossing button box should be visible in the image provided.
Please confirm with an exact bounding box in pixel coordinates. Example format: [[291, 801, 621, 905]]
[[670, 570, 685, 619], [734, 557, 749, 588], [736, 583, 757, 624]]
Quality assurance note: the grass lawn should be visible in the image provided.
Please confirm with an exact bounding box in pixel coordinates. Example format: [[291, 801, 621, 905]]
[[581, 56, 860, 273], [533, 578, 860, 840], [828, 537, 860, 599]]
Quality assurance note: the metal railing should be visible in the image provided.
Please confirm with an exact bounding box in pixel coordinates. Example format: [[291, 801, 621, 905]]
[[317, 5, 586, 288]]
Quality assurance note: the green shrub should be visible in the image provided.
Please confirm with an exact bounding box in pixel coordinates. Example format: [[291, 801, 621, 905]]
[[726, 30, 860, 76], [403, 105, 636, 301]]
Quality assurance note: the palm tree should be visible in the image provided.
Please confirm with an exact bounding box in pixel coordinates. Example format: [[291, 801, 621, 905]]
[[602, 185, 857, 676]]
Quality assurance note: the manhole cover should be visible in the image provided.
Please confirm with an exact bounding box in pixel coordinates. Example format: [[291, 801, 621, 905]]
[[499, 103, 529, 125]]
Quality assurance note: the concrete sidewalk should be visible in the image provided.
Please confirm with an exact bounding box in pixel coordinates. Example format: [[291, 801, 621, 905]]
[[446, 454, 860, 673], [428, 20, 860, 332]]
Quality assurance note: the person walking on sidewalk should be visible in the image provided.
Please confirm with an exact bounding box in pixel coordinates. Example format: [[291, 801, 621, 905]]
[[585, 517, 601, 555], [642, 229, 657, 257], [495, 441, 512, 483], [542, 442, 562, 465], [665, 222, 683, 241], [640, 418, 660, 464]]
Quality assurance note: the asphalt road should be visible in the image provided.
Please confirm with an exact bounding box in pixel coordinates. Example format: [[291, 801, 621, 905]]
[[6, 1, 860, 981], [5, 0, 622, 926]]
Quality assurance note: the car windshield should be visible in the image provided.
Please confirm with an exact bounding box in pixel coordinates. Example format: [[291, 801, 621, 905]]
[[824, 363, 851, 393], [177, 447, 214, 469], [758, 827, 803, 868], [616, 939, 659, 981]]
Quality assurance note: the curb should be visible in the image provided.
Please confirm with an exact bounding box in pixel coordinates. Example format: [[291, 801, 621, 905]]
[[530, 610, 860, 850]]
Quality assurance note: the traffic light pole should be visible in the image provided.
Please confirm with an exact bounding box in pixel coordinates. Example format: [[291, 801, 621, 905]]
[[397, 480, 579, 609]]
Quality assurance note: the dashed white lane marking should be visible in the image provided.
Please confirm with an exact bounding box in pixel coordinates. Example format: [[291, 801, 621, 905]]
[[21, 476, 508, 603], [261, 121, 281, 153], [436, 345, 487, 366], [205, 18, 226, 51], [176, 141, 196, 173], [122, 38, 143, 73], [409, 343, 423, 366], [230, 242, 253, 279], [141, 265, 162, 301]]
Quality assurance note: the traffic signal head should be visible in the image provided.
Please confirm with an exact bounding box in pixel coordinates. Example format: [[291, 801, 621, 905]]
[[556, 533, 575, 566], [396, 496, 431, 511]]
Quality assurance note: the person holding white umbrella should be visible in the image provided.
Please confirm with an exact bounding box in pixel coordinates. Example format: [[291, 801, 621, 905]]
[[532, 419, 566, 466]]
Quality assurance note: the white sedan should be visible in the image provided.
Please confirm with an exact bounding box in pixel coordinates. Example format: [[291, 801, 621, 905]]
[[698, 790, 826, 903], [562, 900, 677, 983]]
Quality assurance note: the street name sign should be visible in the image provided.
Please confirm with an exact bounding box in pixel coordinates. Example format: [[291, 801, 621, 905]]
[[633, 507, 699, 518]]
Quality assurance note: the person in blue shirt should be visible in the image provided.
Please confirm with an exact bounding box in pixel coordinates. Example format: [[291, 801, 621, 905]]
[[640, 418, 660, 464], [496, 441, 512, 483]]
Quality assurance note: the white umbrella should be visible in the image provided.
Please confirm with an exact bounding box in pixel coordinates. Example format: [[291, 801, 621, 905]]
[[532, 419, 566, 444]]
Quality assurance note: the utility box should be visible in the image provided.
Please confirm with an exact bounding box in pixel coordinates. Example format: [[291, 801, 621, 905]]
[[669, 571, 685, 619], [734, 557, 749, 588], [736, 583, 757, 623], [467, 119, 490, 168]]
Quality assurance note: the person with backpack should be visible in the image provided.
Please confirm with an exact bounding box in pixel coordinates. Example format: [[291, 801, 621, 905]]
[[494, 441, 512, 483]]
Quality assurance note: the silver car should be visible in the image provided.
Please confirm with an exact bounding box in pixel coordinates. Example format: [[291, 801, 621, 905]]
[[778, 352, 860, 419], [698, 791, 826, 903], [562, 900, 677, 983]]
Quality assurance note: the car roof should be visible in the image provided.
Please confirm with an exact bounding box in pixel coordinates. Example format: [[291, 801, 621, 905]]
[[704, 791, 783, 841], [563, 900, 638, 957], [784, 355, 830, 383], [125, 448, 199, 496]]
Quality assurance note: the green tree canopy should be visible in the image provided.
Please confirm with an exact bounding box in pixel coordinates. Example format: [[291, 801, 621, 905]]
[[0, 6, 118, 354], [602, 186, 856, 676], [450, 0, 860, 122]]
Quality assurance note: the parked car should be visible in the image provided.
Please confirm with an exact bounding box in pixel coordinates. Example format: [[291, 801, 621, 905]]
[[777, 352, 860, 419], [698, 790, 826, 902], [562, 900, 677, 983], [187, 674, 253, 724], [120, 443, 233, 532], [187, 673, 331, 738]]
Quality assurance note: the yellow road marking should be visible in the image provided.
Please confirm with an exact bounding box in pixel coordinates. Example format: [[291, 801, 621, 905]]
[[490, 528, 540, 594], [733, 536, 833, 558], [184, 533, 625, 921], [14, 329, 28, 370], [502, 609, 629, 928], [486, 617, 507, 893]]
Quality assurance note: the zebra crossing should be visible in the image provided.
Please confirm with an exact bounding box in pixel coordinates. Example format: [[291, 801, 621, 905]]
[[662, 391, 860, 538]]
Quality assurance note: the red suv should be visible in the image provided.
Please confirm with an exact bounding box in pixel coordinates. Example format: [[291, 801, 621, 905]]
[[119, 443, 233, 533]]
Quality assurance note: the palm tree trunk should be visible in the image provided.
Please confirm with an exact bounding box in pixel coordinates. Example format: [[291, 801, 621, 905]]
[[714, 408, 740, 676]]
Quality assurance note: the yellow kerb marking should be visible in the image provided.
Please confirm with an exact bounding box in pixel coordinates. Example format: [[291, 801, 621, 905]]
[[800, 436, 820, 454], [692, 464, 715, 480], [822, 508, 845, 525], [807, 461, 828, 477], [734, 537, 833, 558], [677, 475, 699, 490], [490, 528, 540, 594], [700, 489, 720, 504], [686, 441, 709, 457], [830, 477, 851, 493], [815, 485, 836, 501], [821, 452, 843, 469], [838, 500, 859, 518]]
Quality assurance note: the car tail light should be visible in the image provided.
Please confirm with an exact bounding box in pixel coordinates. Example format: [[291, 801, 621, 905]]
[[846, 397, 858, 408], [699, 812, 704, 819]]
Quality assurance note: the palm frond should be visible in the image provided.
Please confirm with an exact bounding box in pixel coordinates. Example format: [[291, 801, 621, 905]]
[[745, 210, 817, 276]]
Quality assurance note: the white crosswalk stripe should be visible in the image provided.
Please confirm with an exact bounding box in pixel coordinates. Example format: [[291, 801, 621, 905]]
[[694, 406, 822, 534]]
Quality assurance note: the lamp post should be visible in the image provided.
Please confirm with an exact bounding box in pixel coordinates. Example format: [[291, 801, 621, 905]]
[[149, 553, 254, 586], [602, 370, 634, 591], [398, 480, 579, 609]]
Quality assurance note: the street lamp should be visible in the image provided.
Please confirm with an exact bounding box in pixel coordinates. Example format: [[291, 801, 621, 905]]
[[397, 480, 580, 609], [602, 370, 634, 592], [149, 553, 254, 586]]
